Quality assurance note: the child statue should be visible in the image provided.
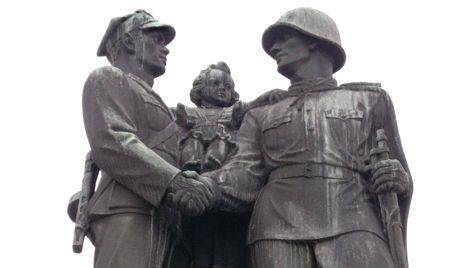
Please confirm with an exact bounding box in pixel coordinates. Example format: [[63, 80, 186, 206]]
[[176, 61, 245, 173], [176, 62, 284, 268]]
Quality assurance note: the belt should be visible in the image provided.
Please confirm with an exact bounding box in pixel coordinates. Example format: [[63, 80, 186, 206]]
[[268, 163, 364, 182]]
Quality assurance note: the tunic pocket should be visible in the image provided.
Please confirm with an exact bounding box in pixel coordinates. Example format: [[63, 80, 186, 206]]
[[324, 108, 364, 149], [262, 113, 293, 152], [325, 109, 363, 120]]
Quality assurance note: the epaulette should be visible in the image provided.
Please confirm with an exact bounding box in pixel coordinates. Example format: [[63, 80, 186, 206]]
[[339, 82, 382, 92]]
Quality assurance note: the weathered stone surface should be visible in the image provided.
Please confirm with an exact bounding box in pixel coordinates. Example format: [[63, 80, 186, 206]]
[[70, 7, 412, 268]]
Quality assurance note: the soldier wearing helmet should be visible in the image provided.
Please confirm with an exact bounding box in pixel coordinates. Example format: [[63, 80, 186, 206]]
[[80, 10, 217, 268], [187, 7, 412, 267]]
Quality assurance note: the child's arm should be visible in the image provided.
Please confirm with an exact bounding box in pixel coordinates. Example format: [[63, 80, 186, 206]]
[[175, 103, 196, 129]]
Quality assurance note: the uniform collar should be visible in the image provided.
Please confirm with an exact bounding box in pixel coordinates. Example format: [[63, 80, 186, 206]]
[[287, 77, 338, 110], [288, 77, 338, 96], [126, 72, 175, 119], [126, 72, 153, 91]]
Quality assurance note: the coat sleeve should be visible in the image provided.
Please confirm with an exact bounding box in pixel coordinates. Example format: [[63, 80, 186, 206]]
[[82, 67, 181, 208], [203, 109, 268, 212], [373, 89, 413, 242]]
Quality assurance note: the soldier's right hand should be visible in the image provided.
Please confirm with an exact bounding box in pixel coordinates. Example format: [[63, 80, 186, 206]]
[[165, 172, 213, 217], [182, 170, 221, 208]]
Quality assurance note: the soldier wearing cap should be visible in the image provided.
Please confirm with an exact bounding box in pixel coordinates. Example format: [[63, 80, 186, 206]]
[[187, 7, 413, 267], [81, 10, 217, 268]]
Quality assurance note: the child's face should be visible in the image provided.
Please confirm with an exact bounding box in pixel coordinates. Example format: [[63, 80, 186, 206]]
[[202, 69, 233, 107]]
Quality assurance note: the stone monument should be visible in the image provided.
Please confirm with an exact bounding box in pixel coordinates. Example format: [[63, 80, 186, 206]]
[[69, 7, 412, 268]]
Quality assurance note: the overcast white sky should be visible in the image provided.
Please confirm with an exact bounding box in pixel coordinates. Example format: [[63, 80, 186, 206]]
[[0, 0, 459, 267]]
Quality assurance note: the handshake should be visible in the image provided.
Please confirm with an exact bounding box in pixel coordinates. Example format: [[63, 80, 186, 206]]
[[165, 171, 221, 217]]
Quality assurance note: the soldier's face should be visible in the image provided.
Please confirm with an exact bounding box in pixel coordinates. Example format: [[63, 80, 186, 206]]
[[270, 30, 313, 78], [202, 69, 234, 107], [135, 30, 169, 77]]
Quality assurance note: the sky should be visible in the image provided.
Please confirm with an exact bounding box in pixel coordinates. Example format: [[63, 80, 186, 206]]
[[0, 0, 459, 267]]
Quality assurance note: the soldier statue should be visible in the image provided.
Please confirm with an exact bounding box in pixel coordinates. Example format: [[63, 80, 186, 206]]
[[180, 7, 413, 268], [77, 10, 218, 268]]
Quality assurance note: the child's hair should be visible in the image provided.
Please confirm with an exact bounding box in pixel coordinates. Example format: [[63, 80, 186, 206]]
[[190, 61, 239, 107]]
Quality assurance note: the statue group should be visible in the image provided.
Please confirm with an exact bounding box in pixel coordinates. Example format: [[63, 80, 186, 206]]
[[68, 7, 413, 268]]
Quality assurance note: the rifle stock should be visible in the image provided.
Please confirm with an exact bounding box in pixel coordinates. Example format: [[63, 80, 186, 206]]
[[370, 129, 408, 268], [72, 152, 99, 253]]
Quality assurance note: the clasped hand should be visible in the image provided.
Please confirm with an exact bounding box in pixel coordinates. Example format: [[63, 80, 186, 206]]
[[166, 171, 220, 217]]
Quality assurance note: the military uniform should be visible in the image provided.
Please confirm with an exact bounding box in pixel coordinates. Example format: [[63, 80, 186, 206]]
[[205, 79, 412, 267], [204, 8, 412, 267], [81, 10, 187, 268], [83, 66, 186, 268]]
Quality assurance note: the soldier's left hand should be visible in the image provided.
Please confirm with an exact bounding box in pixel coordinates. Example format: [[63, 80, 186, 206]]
[[368, 159, 409, 196]]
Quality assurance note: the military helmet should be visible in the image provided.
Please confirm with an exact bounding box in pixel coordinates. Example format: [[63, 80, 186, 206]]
[[97, 10, 175, 57], [262, 7, 346, 73]]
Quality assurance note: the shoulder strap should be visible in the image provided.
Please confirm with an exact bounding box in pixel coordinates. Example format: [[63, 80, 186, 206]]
[[340, 82, 382, 92]]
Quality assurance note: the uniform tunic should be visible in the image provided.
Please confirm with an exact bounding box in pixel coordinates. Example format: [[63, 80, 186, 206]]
[[205, 79, 412, 245], [83, 66, 184, 268]]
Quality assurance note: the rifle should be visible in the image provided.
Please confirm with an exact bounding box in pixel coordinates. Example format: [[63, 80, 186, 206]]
[[370, 129, 408, 268], [72, 152, 99, 253]]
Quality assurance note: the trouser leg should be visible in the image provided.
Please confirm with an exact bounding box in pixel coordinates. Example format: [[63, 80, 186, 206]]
[[90, 213, 178, 268], [313, 231, 394, 268], [249, 239, 315, 268], [90, 213, 153, 268]]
